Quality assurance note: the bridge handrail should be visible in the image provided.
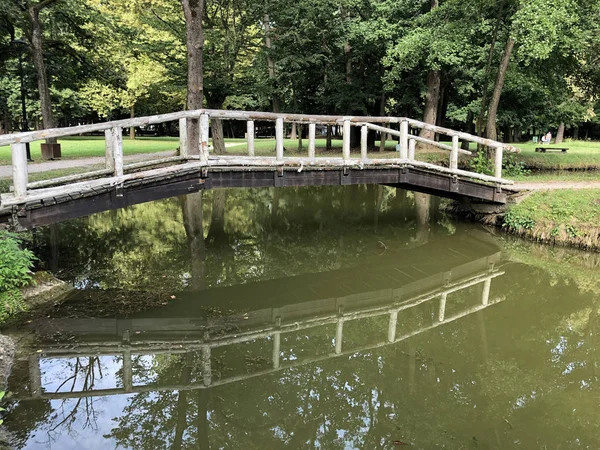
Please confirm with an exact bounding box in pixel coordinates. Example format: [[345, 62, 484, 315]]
[[1, 108, 517, 200]]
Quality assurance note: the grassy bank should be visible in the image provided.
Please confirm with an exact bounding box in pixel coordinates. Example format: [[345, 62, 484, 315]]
[[503, 189, 600, 250], [0, 232, 35, 324]]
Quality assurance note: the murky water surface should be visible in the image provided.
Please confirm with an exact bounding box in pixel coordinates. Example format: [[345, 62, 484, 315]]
[[4, 186, 600, 449]]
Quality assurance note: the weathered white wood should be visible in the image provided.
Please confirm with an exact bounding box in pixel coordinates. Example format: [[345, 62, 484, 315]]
[[450, 135, 459, 170], [342, 120, 351, 160], [272, 331, 281, 369], [29, 355, 42, 398], [28, 168, 113, 190], [110, 127, 123, 177], [399, 120, 409, 159], [387, 311, 398, 343], [124, 155, 185, 171], [200, 114, 210, 163], [11, 142, 28, 197], [247, 120, 255, 157], [406, 117, 519, 152], [494, 146, 503, 179], [179, 118, 189, 157], [359, 122, 471, 155], [105, 129, 115, 171], [276, 117, 284, 160], [202, 345, 211, 386], [0, 109, 204, 146], [438, 293, 448, 322], [408, 139, 416, 161], [0, 109, 517, 157], [361, 125, 368, 161], [308, 123, 316, 160], [123, 350, 132, 392], [335, 318, 344, 354], [481, 278, 491, 306]]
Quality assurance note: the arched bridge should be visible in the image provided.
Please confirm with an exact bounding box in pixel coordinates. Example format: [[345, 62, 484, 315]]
[[0, 110, 518, 229]]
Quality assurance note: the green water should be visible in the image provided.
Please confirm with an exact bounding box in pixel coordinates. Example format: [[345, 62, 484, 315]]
[[4, 186, 600, 449]]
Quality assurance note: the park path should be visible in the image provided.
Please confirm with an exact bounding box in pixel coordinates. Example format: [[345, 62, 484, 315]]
[[0, 150, 176, 178], [509, 181, 600, 191]]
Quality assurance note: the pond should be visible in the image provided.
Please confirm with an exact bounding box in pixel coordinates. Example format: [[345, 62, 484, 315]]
[[3, 186, 600, 449]]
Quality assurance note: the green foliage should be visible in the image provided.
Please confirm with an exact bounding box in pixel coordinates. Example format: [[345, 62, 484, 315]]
[[469, 149, 494, 175], [0, 232, 35, 291], [504, 209, 536, 230], [502, 153, 531, 177], [0, 232, 34, 324]]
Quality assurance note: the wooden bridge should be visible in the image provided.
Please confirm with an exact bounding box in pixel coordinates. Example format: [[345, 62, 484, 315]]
[[0, 109, 518, 229], [13, 237, 504, 401]]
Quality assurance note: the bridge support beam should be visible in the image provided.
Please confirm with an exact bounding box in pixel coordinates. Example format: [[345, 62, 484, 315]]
[[276, 118, 284, 161], [399, 120, 408, 159], [247, 120, 255, 157], [179, 118, 189, 157], [308, 123, 316, 160], [200, 114, 209, 163], [343, 120, 351, 161]]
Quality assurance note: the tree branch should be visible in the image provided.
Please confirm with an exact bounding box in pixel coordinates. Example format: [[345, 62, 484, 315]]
[[33, 0, 57, 12]]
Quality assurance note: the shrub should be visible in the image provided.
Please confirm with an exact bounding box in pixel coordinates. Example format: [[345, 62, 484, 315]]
[[0, 232, 35, 323]]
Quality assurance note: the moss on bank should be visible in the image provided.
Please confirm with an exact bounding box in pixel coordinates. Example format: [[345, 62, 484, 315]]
[[0, 232, 35, 324], [503, 189, 600, 250]]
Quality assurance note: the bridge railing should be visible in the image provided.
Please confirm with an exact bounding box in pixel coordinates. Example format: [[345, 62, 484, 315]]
[[19, 264, 504, 400], [0, 109, 518, 200]]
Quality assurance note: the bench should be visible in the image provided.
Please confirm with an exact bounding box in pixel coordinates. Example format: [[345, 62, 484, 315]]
[[535, 147, 568, 153]]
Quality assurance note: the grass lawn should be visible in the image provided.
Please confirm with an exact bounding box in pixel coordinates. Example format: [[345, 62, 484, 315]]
[[506, 140, 600, 171], [504, 189, 600, 249], [0, 165, 104, 194], [511, 170, 600, 183]]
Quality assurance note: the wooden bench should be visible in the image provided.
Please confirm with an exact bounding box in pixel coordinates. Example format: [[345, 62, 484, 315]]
[[535, 147, 568, 153]]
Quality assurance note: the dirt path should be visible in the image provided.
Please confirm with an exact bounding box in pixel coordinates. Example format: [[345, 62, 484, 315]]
[[509, 181, 600, 192], [0, 151, 178, 178]]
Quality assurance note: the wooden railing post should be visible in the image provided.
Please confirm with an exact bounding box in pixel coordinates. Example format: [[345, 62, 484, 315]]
[[105, 129, 115, 171], [272, 331, 281, 369], [179, 118, 189, 157], [202, 345, 212, 386], [388, 311, 398, 343], [106, 127, 123, 177], [438, 293, 448, 322], [275, 118, 284, 161], [247, 120, 255, 157], [361, 125, 368, 161], [481, 278, 491, 306], [123, 349, 132, 392], [335, 317, 344, 354], [495, 147, 503, 179], [200, 114, 209, 163], [342, 120, 351, 161], [11, 142, 28, 197], [450, 135, 459, 170], [399, 119, 408, 159], [408, 138, 416, 161], [308, 123, 316, 160]]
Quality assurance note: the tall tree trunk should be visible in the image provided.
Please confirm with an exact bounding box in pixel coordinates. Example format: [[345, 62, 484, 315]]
[[420, 70, 441, 141], [420, 0, 440, 141], [462, 110, 474, 150], [573, 126, 579, 140], [414, 192, 431, 245], [182, 192, 206, 290], [129, 105, 135, 140], [476, 0, 505, 137], [326, 125, 332, 151], [264, 14, 280, 113], [181, 0, 204, 156], [211, 117, 225, 155], [379, 92, 387, 152], [28, 1, 57, 144], [208, 190, 227, 241], [436, 81, 447, 136], [297, 124, 303, 151], [486, 38, 515, 142], [290, 122, 297, 139], [555, 122, 565, 143]]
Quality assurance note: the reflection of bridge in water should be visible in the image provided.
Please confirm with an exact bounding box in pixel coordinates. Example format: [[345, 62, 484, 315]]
[[18, 237, 505, 401]]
